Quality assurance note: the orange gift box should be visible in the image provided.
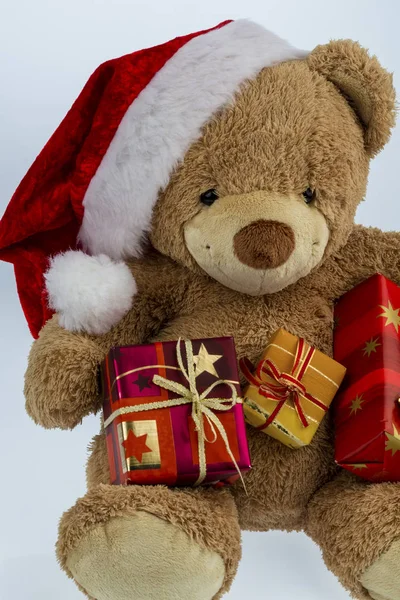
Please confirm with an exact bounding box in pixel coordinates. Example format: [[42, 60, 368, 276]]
[[241, 328, 346, 448]]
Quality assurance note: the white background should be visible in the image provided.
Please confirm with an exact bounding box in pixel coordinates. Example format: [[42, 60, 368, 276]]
[[1, 1, 399, 598]]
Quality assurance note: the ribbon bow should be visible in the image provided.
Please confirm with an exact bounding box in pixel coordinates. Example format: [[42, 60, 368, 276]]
[[104, 339, 245, 489], [240, 337, 327, 431]]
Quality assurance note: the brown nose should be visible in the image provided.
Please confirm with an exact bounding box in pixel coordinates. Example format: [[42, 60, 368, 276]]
[[233, 220, 295, 269]]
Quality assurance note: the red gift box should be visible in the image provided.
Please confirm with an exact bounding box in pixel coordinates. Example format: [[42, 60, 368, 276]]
[[101, 337, 251, 486], [334, 273, 400, 482]]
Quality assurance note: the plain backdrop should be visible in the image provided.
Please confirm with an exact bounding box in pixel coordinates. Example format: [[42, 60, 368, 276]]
[[1, 1, 399, 599]]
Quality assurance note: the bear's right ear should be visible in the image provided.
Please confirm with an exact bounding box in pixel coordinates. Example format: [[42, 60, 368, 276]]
[[307, 39, 396, 157]]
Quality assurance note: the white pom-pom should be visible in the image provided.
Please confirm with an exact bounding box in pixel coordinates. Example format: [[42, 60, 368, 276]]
[[45, 251, 137, 335]]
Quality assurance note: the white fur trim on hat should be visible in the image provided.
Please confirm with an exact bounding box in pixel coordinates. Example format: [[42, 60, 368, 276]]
[[45, 251, 137, 335], [79, 19, 307, 260]]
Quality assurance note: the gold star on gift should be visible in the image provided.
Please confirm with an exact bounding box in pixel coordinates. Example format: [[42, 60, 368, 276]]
[[193, 343, 222, 378], [378, 301, 400, 333], [349, 394, 364, 416], [348, 463, 368, 471], [385, 425, 400, 456], [363, 337, 381, 357]]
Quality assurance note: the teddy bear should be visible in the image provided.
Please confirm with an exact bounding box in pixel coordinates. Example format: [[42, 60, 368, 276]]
[[1, 18, 399, 600]]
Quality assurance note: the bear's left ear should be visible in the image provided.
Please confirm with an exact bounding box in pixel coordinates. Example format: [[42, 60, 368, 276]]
[[307, 40, 396, 157]]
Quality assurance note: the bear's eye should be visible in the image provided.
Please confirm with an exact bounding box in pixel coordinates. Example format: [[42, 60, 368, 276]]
[[200, 189, 219, 206], [302, 188, 315, 204]]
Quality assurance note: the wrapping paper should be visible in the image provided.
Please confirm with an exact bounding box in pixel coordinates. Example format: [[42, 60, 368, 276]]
[[242, 328, 346, 448], [334, 273, 400, 481], [101, 337, 251, 486]]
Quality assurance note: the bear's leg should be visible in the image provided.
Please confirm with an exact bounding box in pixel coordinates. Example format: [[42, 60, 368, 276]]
[[56, 483, 241, 600], [306, 470, 400, 600]]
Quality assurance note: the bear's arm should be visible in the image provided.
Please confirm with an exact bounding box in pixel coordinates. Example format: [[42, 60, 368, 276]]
[[24, 253, 191, 430], [310, 224, 400, 299]]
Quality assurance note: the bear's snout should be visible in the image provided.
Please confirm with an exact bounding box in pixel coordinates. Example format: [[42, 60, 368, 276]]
[[233, 220, 295, 270]]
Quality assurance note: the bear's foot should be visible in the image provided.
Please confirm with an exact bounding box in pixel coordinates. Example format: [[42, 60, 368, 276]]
[[57, 484, 241, 600], [306, 471, 400, 600], [360, 538, 400, 600]]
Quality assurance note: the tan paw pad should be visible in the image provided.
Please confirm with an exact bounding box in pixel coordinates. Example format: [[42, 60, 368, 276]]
[[361, 538, 400, 600], [66, 511, 225, 600]]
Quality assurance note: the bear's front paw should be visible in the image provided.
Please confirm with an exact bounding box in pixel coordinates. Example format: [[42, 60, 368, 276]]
[[360, 539, 400, 600], [24, 317, 104, 429], [45, 250, 137, 335]]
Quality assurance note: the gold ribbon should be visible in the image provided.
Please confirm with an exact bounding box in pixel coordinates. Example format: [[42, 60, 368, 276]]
[[104, 339, 246, 489]]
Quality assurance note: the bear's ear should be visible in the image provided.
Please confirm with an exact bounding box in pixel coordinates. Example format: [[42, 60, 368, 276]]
[[307, 40, 396, 157]]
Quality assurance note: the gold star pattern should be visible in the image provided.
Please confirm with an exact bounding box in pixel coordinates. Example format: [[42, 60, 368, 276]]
[[363, 337, 381, 357], [385, 425, 400, 456], [378, 301, 400, 333], [348, 463, 368, 471], [349, 394, 364, 416], [193, 344, 223, 378]]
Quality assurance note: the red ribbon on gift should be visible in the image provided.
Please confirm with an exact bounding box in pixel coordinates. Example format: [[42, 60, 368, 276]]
[[240, 338, 328, 430]]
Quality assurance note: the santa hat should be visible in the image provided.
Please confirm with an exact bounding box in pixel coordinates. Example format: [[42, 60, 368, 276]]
[[0, 19, 306, 338]]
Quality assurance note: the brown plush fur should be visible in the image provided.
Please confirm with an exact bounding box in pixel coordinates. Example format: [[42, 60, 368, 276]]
[[308, 40, 396, 157], [307, 471, 400, 599], [26, 40, 400, 599]]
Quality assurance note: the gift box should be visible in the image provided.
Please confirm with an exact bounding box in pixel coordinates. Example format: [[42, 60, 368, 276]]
[[334, 273, 400, 481], [101, 337, 251, 486], [241, 328, 346, 448]]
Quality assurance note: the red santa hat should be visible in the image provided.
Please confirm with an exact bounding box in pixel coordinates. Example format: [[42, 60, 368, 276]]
[[0, 19, 306, 338]]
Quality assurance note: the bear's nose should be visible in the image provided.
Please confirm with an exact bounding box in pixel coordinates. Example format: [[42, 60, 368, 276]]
[[233, 220, 295, 269]]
